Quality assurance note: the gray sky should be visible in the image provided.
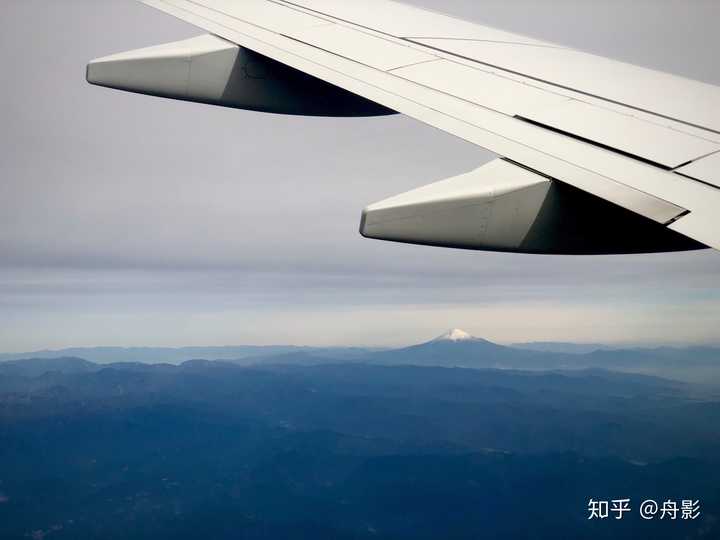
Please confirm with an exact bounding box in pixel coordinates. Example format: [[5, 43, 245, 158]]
[[2, 0, 720, 351]]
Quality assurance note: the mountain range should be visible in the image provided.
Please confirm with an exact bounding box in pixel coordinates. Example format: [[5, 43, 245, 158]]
[[2, 329, 719, 384], [0, 344, 372, 364], [1, 331, 719, 539]]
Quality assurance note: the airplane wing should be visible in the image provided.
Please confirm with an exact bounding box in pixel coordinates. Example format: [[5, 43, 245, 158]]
[[86, 0, 720, 254]]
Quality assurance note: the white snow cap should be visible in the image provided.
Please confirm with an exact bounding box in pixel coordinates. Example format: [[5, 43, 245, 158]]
[[434, 329, 474, 342]]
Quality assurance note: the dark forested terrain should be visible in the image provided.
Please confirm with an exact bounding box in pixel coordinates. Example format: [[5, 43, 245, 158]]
[[1, 354, 719, 540]]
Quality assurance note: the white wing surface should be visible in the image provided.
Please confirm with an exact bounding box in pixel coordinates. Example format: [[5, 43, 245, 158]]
[[87, 0, 720, 254]]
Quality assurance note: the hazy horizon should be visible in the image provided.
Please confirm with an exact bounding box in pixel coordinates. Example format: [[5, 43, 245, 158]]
[[2, 330, 719, 356]]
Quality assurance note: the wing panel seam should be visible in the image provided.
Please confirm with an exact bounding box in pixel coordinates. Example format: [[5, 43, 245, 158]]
[[407, 38, 720, 136]]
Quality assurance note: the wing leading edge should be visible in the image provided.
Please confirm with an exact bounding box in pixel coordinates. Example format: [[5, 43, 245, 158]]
[[86, 0, 720, 254]]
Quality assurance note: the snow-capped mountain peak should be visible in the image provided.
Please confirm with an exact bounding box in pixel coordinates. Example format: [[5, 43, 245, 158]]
[[434, 329, 474, 342]]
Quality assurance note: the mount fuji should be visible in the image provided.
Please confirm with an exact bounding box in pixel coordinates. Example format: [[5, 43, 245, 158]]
[[431, 328, 476, 342], [366, 329, 551, 369]]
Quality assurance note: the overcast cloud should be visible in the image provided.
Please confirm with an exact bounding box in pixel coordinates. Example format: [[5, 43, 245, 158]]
[[2, 0, 720, 351]]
